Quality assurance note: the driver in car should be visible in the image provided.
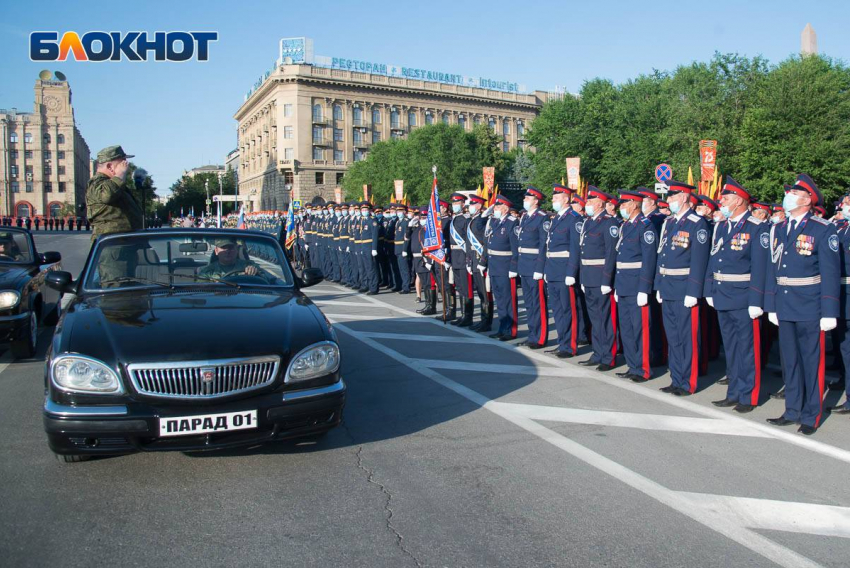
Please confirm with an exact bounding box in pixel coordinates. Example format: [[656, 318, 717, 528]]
[[0, 235, 24, 261], [199, 237, 271, 281]]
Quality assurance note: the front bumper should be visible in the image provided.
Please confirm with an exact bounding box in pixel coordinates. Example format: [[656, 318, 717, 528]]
[[44, 379, 346, 455], [0, 311, 29, 343]]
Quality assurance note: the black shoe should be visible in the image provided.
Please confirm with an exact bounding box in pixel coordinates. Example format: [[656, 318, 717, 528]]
[[770, 391, 786, 400], [767, 416, 795, 426], [399, 290, 410, 295], [499, 335, 515, 342], [734, 404, 755, 413], [556, 352, 574, 359], [830, 405, 850, 415], [477, 324, 493, 333], [616, 371, 632, 378], [712, 399, 737, 408], [596, 364, 613, 372], [392, 288, 402, 293], [673, 388, 692, 396], [660, 385, 677, 393], [366, 291, 378, 296], [578, 359, 598, 367], [629, 374, 648, 382], [489, 332, 504, 339], [358, 288, 368, 293], [798, 424, 817, 435], [828, 381, 846, 391], [545, 348, 561, 354], [717, 377, 729, 385], [523, 342, 544, 350]]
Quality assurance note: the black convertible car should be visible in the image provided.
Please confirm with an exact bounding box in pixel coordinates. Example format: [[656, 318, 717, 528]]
[[0, 227, 62, 358], [43, 229, 344, 463]]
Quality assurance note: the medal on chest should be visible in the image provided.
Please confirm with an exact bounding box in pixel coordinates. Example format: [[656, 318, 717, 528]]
[[730, 233, 750, 251], [672, 231, 690, 249], [795, 234, 814, 256]]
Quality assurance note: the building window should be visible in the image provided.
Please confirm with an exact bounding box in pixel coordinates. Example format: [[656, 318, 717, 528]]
[[284, 103, 293, 117], [284, 170, 294, 185], [312, 104, 323, 122], [9, 150, 17, 159], [284, 148, 294, 160], [518, 140, 527, 150], [334, 128, 343, 141], [517, 122, 525, 137], [353, 107, 363, 126], [442, 113, 449, 125], [372, 130, 381, 143], [354, 149, 365, 162], [390, 110, 400, 128], [391, 131, 401, 140], [49, 203, 62, 217], [473, 116, 480, 126], [353, 129, 363, 145], [333, 105, 343, 120], [372, 108, 381, 124], [9, 132, 17, 143], [10, 165, 17, 177], [44, 133, 51, 144], [45, 182, 52, 192], [16, 203, 30, 217], [503, 141, 510, 152], [24, 150, 32, 159], [24, 133, 32, 144], [408, 111, 417, 127], [57, 133, 65, 145], [425, 113, 433, 125], [59, 182, 66, 193], [458, 116, 466, 129], [45, 150, 51, 160], [10, 182, 18, 193], [312, 125, 323, 143], [315, 172, 324, 185], [25, 166, 32, 176], [57, 150, 65, 160], [334, 149, 343, 162], [312, 147, 323, 161], [44, 165, 51, 176], [25, 182, 33, 193], [58, 165, 65, 175], [503, 120, 510, 136], [336, 173, 344, 184], [489, 118, 496, 132], [283, 126, 293, 139]]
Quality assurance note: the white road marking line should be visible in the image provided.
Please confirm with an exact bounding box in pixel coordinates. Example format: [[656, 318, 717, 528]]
[[333, 321, 825, 568], [0, 351, 13, 375], [321, 313, 398, 321], [314, 300, 378, 308], [678, 492, 850, 539], [412, 359, 564, 375], [316, 284, 850, 466], [359, 331, 493, 344], [494, 401, 770, 438]]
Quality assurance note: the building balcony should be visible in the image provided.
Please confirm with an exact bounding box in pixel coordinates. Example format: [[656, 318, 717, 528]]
[[390, 124, 404, 131], [312, 117, 329, 125], [312, 137, 332, 146], [352, 119, 369, 128], [353, 139, 371, 149]]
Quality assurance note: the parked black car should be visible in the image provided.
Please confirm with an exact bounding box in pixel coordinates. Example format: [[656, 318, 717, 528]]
[[0, 228, 62, 358], [44, 229, 344, 463]]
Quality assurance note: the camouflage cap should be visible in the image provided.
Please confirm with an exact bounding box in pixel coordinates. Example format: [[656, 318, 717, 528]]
[[96, 145, 134, 163], [213, 236, 237, 247]]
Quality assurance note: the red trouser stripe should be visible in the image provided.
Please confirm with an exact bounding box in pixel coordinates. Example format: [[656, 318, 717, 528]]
[[467, 273, 474, 300], [751, 318, 762, 406], [689, 305, 699, 393], [510, 278, 518, 338], [641, 305, 651, 379], [569, 286, 578, 355], [815, 330, 826, 427], [429, 273, 436, 288], [538, 279, 548, 345], [610, 295, 618, 366]]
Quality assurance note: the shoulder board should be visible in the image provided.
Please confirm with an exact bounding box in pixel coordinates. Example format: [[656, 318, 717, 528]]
[[810, 216, 830, 226], [569, 209, 581, 217], [535, 210, 545, 216], [508, 215, 517, 221], [746, 216, 763, 225], [640, 217, 651, 225], [687, 214, 701, 223]]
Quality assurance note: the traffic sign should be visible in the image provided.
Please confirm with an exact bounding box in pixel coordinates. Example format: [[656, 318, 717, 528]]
[[655, 183, 669, 195], [655, 163, 673, 184], [213, 195, 238, 202], [293, 200, 302, 208], [205, 199, 212, 205]]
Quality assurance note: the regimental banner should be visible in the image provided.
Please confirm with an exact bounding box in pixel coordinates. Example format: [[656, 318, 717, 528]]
[[699, 140, 717, 183], [482, 167, 495, 195], [394, 180, 404, 202], [334, 187, 342, 203], [422, 176, 446, 264], [566, 157, 581, 189], [363, 184, 372, 203]]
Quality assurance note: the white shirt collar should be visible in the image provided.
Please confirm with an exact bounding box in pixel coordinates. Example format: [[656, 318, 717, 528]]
[[730, 210, 747, 224], [789, 212, 807, 225]]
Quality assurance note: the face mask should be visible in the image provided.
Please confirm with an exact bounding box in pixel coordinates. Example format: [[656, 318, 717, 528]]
[[361, 211, 370, 218], [642, 203, 653, 215], [552, 201, 563, 212], [335, 211, 341, 218], [494, 210, 503, 220], [353, 210, 361, 218], [782, 193, 800, 212], [377, 213, 383, 219], [451, 204, 462, 214], [342, 210, 349, 217], [469, 204, 479, 215], [770, 215, 782, 225], [523, 199, 534, 211], [669, 200, 682, 214], [619, 208, 630, 220], [843, 205, 850, 218], [720, 205, 733, 219], [407, 212, 414, 219], [396, 212, 403, 219], [585, 205, 595, 217]]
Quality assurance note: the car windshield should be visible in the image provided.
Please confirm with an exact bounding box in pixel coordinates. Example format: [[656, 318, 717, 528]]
[[0, 231, 33, 264], [84, 233, 295, 291]]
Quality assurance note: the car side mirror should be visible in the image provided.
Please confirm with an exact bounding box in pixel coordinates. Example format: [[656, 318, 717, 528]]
[[300, 267, 324, 288], [46, 271, 75, 294], [40, 251, 61, 264]]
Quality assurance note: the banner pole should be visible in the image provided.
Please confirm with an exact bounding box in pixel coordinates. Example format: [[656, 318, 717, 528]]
[[440, 263, 447, 324]]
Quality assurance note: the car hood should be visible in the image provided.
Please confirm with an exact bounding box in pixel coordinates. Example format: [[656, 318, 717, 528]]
[[56, 288, 332, 366], [0, 264, 29, 287]]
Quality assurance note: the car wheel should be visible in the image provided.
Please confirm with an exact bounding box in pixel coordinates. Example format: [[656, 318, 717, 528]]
[[54, 452, 89, 464], [11, 311, 37, 359]]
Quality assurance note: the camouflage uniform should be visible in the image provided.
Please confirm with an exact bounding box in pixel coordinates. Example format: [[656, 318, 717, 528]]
[[199, 258, 269, 281]]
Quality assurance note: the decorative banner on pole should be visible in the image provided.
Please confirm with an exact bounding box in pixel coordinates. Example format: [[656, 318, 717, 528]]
[[699, 140, 717, 183], [566, 157, 581, 189], [394, 180, 404, 202], [362, 184, 372, 203], [482, 167, 495, 195], [423, 169, 446, 264], [334, 187, 342, 203]]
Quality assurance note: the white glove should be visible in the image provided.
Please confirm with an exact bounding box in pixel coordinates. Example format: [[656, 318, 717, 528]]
[[483, 205, 494, 217], [821, 317, 838, 331], [425, 263, 432, 271], [508, 271, 518, 279], [543, 274, 548, 282], [601, 285, 612, 295], [533, 272, 543, 280], [371, 250, 378, 257], [477, 264, 486, 275], [565, 276, 576, 286], [305, 244, 309, 250], [581, 284, 586, 293], [613, 291, 618, 303], [656, 291, 662, 303], [637, 292, 648, 307], [402, 251, 408, 257], [684, 295, 698, 308], [748, 306, 763, 319], [346, 247, 350, 252], [706, 297, 714, 308], [768, 312, 779, 326]]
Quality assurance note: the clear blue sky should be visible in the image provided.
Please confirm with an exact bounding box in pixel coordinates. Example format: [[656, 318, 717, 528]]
[[1, 0, 847, 197]]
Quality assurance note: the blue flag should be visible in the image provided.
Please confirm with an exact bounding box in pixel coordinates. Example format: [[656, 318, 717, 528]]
[[423, 175, 446, 264]]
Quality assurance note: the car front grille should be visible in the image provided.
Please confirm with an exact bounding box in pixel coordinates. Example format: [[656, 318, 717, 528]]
[[127, 356, 281, 399]]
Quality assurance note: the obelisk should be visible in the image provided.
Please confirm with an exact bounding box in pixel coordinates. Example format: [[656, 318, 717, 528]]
[[801, 23, 818, 56]]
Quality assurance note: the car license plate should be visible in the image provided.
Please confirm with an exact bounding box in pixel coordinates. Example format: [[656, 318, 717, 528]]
[[159, 410, 258, 437]]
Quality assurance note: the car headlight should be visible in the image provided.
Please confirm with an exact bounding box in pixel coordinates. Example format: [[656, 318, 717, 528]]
[[51, 355, 123, 394], [0, 290, 20, 309], [286, 341, 340, 382]]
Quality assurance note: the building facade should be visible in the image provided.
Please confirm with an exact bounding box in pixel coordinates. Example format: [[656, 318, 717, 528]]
[[183, 164, 226, 179], [234, 63, 547, 210], [0, 73, 90, 219]]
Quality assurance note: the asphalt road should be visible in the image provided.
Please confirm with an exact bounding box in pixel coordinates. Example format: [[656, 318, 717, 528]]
[[1, 233, 849, 567]]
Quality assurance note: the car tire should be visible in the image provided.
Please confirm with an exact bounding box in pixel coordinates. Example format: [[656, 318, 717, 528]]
[[11, 311, 37, 359], [54, 452, 89, 464]]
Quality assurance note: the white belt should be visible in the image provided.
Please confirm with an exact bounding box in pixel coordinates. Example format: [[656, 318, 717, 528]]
[[713, 272, 751, 282], [616, 261, 642, 269], [842, 277, 850, 285], [659, 267, 689, 276], [489, 250, 512, 257], [581, 259, 605, 266], [547, 251, 570, 258], [776, 275, 821, 286], [451, 245, 464, 250], [413, 253, 422, 258], [518, 247, 539, 254]]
